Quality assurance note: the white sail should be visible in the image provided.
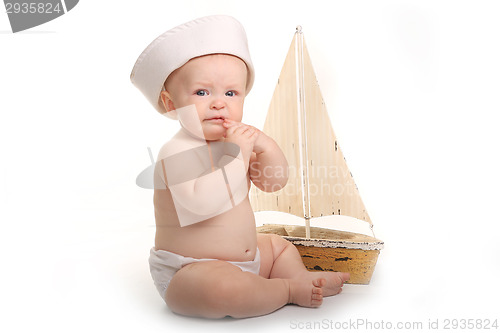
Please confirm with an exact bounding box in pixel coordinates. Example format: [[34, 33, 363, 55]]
[[250, 28, 372, 233]]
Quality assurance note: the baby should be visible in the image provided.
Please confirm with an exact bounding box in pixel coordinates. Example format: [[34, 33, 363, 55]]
[[131, 15, 349, 319]]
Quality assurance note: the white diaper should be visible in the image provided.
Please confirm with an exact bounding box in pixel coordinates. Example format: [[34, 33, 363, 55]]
[[149, 247, 261, 301]]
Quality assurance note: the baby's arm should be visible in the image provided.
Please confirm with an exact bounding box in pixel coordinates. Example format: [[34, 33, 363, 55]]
[[224, 119, 288, 192], [250, 131, 288, 192]]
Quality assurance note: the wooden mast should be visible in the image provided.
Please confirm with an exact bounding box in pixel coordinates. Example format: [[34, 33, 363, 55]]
[[296, 26, 312, 238]]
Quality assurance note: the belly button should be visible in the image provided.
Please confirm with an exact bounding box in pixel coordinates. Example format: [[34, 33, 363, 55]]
[[245, 249, 250, 253]]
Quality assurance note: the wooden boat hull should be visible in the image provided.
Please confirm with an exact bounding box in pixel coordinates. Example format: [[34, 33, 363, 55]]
[[257, 224, 383, 284]]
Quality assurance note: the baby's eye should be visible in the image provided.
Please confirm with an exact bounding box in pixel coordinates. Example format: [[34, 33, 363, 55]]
[[196, 90, 208, 96], [225, 91, 236, 97]]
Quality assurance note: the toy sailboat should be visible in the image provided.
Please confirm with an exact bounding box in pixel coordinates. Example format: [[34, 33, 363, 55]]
[[250, 27, 384, 284]]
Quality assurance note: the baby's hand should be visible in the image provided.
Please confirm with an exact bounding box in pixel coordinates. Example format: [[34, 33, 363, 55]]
[[223, 119, 269, 154], [223, 120, 258, 165]]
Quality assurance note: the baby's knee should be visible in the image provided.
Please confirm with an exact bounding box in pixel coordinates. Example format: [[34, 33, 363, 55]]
[[260, 233, 287, 247], [267, 233, 294, 252], [165, 261, 244, 318]]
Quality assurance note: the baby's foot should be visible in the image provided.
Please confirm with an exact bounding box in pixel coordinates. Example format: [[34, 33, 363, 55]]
[[301, 271, 350, 297], [287, 277, 325, 307]]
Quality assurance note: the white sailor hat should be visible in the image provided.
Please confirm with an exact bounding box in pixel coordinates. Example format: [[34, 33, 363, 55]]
[[130, 15, 255, 119]]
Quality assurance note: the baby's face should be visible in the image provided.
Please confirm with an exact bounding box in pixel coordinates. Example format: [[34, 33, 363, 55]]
[[163, 54, 247, 140]]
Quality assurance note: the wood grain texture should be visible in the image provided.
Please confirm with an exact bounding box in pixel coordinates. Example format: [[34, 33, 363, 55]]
[[250, 32, 372, 224]]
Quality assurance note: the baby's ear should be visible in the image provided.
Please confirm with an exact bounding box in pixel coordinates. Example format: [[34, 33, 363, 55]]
[[160, 91, 176, 113]]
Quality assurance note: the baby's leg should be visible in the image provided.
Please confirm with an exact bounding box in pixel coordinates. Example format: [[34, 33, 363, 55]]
[[258, 234, 350, 297], [165, 259, 320, 319]]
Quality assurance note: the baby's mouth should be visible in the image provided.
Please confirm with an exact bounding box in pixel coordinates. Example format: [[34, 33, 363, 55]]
[[205, 116, 225, 123]]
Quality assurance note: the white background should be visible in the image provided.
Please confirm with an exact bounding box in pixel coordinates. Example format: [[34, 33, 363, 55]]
[[1, 0, 499, 332]]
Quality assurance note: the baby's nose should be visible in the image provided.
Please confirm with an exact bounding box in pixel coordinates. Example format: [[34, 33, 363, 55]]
[[210, 97, 225, 110]]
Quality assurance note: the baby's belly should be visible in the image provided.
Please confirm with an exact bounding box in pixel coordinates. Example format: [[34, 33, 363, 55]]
[[155, 198, 258, 262]]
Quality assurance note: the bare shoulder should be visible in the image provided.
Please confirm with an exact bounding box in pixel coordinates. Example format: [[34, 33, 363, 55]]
[[157, 130, 206, 161]]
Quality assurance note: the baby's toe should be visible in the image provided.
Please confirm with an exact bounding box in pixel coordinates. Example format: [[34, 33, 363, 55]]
[[311, 294, 323, 306], [312, 286, 322, 295], [312, 292, 323, 300], [313, 278, 326, 288], [340, 272, 350, 283]]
